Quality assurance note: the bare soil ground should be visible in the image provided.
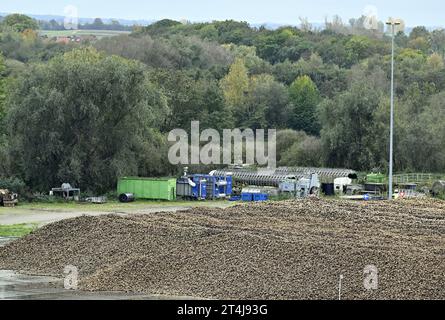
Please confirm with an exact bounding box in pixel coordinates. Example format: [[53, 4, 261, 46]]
[[0, 198, 444, 300]]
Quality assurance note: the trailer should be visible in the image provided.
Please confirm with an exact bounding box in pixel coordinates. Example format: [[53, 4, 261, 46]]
[[50, 183, 81, 201], [117, 177, 176, 201]]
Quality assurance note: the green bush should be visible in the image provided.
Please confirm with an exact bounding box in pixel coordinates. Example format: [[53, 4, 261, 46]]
[[0, 177, 26, 194], [104, 190, 118, 201], [27, 193, 65, 203]]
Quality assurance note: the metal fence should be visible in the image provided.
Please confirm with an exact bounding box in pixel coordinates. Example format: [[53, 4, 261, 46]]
[[393, 173, 445, 185]]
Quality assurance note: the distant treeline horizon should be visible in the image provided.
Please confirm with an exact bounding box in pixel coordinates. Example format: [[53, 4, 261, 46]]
[[0, 12, 442, 34]]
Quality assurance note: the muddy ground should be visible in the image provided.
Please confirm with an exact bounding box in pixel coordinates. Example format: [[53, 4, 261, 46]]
[[0, 198, 444, 300]]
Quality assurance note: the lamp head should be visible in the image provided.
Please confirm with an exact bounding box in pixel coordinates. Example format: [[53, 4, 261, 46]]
[[386, 18, 402, 26]]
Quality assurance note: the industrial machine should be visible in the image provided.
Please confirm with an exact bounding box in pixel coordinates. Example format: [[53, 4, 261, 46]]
[[207, 174, 233, 199], [364, 173, 387, 194], [345, 184, 366, 195], [334, 177, 353, 195], [213, 167, 357, 187], [176, 175, 207, 200], [176, 168, 232, 200], [279, 173, 320, 198], [0, 189, 18, 207], [50, 183, 81, 201]]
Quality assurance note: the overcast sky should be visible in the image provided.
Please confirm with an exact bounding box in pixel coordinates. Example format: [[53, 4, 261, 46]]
[[1, 0, 443, 27]]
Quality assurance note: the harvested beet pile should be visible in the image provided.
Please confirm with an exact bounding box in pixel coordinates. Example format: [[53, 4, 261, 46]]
[[1, 198, 444, 300]]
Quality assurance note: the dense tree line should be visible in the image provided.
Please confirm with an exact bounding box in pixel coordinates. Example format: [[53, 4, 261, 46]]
[[0, 14, 445, 193], [39, 18, 134, 32]]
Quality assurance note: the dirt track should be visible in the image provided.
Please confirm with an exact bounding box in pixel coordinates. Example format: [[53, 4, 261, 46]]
[[0, 202, 232, 226], [0, 198, 444, 300]]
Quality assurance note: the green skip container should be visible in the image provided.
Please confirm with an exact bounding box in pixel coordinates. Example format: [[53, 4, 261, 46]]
[[117, 177, 177, 201]]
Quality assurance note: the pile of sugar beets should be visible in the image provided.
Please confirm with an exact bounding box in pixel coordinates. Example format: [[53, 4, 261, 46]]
[[1, 198, 444, 300]]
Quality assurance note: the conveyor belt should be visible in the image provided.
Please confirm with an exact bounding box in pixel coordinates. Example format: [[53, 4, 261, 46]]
[[212, 167, 357, 186]]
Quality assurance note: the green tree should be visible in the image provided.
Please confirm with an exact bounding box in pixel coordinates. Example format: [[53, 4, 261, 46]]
[[395, 92, 445, 172], [280, 133, 323, 167], [2, 14, 39, 32], [408, 37, 431, 54], [409, 26, 430, 40], [319, 82, 384, 171], [430, 29, 445, 56], [242, 74, 288, 129], [237, 74, 269, 129], [150, 69, 233, 132], [6, 47, 168, 193], [213, 20, 254, 45], [223, 44, 272, 75], [345, 35, 372, 65], [91, 18, 105, 29], [276, 129, 321, 165], [142, 19, 182, 36], [0, 54, 11, 176], [0, 53, 6, 125], [276, 130, 302, 163], [288, 75, 321, 135]]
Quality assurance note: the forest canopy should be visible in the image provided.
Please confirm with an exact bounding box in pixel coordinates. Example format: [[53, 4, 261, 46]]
[[1, 14, 445, 193]]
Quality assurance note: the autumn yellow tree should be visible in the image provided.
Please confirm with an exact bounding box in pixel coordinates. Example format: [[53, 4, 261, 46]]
[[22, 29, 38, 43], [220, 58, 249, 110]]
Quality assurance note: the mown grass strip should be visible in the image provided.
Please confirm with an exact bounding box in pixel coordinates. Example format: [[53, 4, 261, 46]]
[[0, 224, 37, 237]]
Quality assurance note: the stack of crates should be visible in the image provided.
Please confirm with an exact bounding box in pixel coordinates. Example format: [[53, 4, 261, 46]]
[[253, 193, 268, 201], [241, 188, 269, 202], [241, 193, 254, 201]]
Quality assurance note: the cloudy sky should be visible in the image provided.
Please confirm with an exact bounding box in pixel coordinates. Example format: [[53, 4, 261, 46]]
[[1, 0, 443, 27]]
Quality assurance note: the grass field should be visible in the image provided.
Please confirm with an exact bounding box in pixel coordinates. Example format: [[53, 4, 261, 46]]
[[0, 224, 37, 237], [39, 29, 130, 39]]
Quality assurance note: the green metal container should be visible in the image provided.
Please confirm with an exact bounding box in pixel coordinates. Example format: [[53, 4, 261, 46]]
[[117, 177, 176, 201], [366, 173, 387, 184]]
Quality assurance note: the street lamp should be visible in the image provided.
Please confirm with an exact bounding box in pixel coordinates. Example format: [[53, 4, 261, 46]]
[[386, 18, 401, 201]]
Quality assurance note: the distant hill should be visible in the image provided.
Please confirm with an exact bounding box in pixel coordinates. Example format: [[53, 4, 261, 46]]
[[0, 13, 154, 26]]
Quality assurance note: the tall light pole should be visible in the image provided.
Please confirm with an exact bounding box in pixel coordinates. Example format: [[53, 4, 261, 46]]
[[386, 18, 401, 201]]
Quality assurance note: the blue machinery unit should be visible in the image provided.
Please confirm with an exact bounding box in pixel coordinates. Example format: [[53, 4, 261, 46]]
[[176, 174, 233, 200], [176, 175, 206, 200]]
